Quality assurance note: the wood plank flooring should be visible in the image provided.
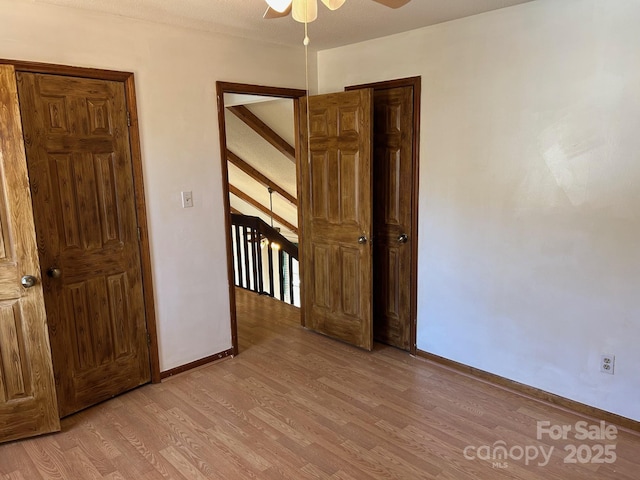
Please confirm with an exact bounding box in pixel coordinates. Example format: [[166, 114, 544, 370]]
[[1, 288, 638, 479]]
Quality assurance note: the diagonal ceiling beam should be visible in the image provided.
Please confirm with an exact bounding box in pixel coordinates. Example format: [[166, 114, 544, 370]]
[[227, 150, 297, 207], [227, 105, 296, 163], [228, 184, 298, 234]]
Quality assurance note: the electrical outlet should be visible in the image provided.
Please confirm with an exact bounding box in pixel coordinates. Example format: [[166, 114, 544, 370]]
[[600, 354, 615, 375], [181, 191, 193, 208]]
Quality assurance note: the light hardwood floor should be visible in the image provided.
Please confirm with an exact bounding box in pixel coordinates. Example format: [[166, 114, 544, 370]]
[[1, 288, 638, 479]]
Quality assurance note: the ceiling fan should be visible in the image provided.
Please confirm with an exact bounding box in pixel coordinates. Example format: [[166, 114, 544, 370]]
[[264, 0, 412, 23]]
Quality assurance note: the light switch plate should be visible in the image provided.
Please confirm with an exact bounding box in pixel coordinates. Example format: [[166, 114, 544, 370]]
[[181, 191, 193, 208]]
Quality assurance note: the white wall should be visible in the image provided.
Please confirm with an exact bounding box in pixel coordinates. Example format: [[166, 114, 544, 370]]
[[0, 0, 310, 371], [318, 0, 640, 421]]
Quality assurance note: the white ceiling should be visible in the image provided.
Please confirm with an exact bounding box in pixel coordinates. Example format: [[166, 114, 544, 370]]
[[224, 103, 297, 197], [26, 0, 536, 49], [225, 99, 299, 242]]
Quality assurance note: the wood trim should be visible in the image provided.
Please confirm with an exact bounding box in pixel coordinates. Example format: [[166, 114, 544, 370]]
[[227, 150, 297, 206], [410, 79, 421, 357], [217, 83, 239, 357], [294, 98, 305, 327], [1, 59, 161, 383], [346, 76, 421, 355], [216, 82, 306, 357], [417, 350, 640, 434], [228, 184, 298, 234], [216, 82, 306, 99], [346, 76, 422, 93], [228, 105, 296, 163], [124, 75, 161, 384], [160, 349, 234, 379], [0, 58, 131, 81]]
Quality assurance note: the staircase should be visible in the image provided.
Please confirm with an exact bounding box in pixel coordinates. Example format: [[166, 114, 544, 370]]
[[230, 213, 299, 306]]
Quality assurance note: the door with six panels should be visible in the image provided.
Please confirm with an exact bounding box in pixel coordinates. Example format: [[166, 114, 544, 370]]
[[371, 86, 414, 351], [299, 89, 374, 350], [17, 72, 151, 417]]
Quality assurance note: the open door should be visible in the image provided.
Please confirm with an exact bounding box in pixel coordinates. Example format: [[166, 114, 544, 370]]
[[0, 65, 60, 443], [299, 89, 374, 350]]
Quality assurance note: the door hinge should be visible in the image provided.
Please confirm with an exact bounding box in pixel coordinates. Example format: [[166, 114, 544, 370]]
[[137, 227, 142, 241], [147, 333, 151, 345], [127, 111, 131, 127]]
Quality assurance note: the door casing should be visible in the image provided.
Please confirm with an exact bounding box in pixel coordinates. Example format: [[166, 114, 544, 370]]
[[0, 58, 161, 383], [216, 82, 306, 355]]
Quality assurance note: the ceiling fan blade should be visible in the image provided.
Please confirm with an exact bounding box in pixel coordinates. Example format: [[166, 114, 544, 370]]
[[264, 4, 292, 19], [370, 0, 412, 8], [266, 0, 293, 12]]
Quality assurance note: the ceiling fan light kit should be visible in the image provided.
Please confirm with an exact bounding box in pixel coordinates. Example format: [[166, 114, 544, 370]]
[[264, 0, 411, 23], [321, 0, 347, 10], [292, 0, 318, 23]]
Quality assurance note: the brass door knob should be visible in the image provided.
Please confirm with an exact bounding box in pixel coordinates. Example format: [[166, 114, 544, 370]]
[[397, 234, 408, 244], [358, 236, 368, 245], [21, 275, 37, 288], [47, 267, 62, 279]]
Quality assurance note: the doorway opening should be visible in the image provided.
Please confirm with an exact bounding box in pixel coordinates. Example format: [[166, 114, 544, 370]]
[[216, 82, 306, 355]]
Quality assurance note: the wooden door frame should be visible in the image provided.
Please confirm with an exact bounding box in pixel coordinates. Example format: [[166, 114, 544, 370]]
[[0, 58, 161, 383], [346, 77, 421, 355], [216, 82, 306, 355]]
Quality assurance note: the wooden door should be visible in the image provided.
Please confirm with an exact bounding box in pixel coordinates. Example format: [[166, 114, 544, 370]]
[[16, 72, 151, 417], [0, 65, 60, 443], [300, 89, 374, 350], [372, 86, 414, 351]]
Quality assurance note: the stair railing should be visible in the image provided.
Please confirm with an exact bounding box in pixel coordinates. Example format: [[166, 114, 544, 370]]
[[230, 213, 299, 306]]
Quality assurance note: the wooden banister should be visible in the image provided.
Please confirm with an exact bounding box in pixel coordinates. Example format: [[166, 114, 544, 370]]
[[230, 213, 299, 306]]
